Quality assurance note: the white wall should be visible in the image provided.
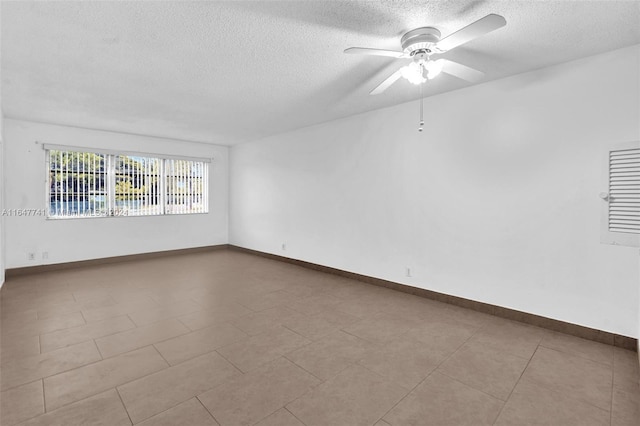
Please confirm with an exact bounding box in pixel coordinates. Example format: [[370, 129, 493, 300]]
[[0, 112, 5, 287], [4, 119, 228, 268], [230, 45, 640, 338]]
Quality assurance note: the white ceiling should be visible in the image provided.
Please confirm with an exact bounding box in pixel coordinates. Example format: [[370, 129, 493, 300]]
[[2, 1, 639, 145]]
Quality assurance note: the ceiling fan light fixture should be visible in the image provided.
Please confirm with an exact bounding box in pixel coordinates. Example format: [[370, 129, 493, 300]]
[[424, 59, 444, 79], [401, 62, 426, 85]]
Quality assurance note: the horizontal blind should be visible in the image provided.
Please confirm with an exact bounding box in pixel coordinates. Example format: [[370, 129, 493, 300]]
[[609, 147, 640, 234]]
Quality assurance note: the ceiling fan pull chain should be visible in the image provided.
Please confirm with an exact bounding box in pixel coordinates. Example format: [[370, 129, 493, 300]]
[[419, 67, 424, 132]]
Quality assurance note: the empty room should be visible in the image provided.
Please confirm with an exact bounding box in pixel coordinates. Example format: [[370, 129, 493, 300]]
[[0, 1, 639, 425]]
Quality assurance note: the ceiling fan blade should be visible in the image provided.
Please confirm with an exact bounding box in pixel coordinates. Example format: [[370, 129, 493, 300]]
[[440, 59, 485, 82], [370, 67, 404, 95], [435, 14, 506, 52], [344, 47, 406, 58]]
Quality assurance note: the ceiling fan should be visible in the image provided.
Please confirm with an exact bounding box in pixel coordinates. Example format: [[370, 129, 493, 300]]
[[344, 14, 507, 95]]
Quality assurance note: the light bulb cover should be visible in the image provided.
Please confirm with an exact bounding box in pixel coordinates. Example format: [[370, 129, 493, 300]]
[[401, 62, 426, 85], [424, 59, 444, 80]]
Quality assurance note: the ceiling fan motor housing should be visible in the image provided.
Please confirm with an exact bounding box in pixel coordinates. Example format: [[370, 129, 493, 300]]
[[401, 27, 442, 54]]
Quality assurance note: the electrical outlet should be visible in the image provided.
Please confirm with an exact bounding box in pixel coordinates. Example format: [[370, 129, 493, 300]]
[[281, 243, 286, 251], [405, 267, 412, 277], [27, 252, 36, 261]]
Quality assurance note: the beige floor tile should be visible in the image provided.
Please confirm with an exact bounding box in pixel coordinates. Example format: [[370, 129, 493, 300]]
[[494, 378, 610, 426], [384, 372, 504, 426], [3, 294, 76, 313], [1, 308, 38, 323], [127, 299, 204, 327], [230, 306, 305, 336], [333, 297, 386, 319], [285, 330, 377, 381], [70, 288, 114, 303], [0, 380, 44, 425], [154, 322, 248, 366], [40, 315, 135, 353], [44, 346, 168, 411], [118, 351, 239, 423], [2, 312, 85, 339], [81, 296, 159, 322], [407, 315, 479, 343], [198, 357, 319, 426], [440, 304, 498, 328], [0, 335, 40, 364], [522, 346, 613, 411], [137, 398, 219, 426], [541, 332, 613, 366], [178, 303, 253, 331], [254, 408, 304, 426], [0, 249, 629, 426], [1, 340, 101, 391], [95, 318, 189, 358], [35, 301, 83, 321], [34, 296, 115, 321], [236, 289, 301, 312], [18, 390, 130, 426], [282, 308, 360, 340], [287, 364, 407, 426], [438, 341, 529, 400], [342, 312, 418, 345], [612, 387, 640, 426], [287, 294, 344, 316], [468, 320, 547, 359], [614, 347, 640, 393], [278, 281, 328, 299], [378, 293, 444, 321], [217, 326, 310, 372], [358, 337, 452, 390]]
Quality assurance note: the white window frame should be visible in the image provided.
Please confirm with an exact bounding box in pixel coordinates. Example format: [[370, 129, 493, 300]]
[[600, 140, 640, 247], [44, 144, 211, 219]]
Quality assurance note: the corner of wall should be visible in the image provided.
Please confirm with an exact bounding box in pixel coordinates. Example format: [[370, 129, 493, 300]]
[[0, 111, 5, 289]]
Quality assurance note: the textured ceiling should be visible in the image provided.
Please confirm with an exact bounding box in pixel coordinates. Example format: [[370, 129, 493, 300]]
[[1, 1, 639, 145]]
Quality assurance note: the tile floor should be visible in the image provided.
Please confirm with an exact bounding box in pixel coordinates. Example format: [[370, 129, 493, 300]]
[[0, 249, 638, 425]]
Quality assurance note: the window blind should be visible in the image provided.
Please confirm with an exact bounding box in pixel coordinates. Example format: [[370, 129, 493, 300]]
[[608, 147, 640, 234]]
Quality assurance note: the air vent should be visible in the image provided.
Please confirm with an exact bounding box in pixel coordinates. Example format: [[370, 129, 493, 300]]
[[609, 147, 640, 234]]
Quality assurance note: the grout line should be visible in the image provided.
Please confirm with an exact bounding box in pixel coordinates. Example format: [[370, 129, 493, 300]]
[[196, 396, 224, 425], [491, 342, 542, 425], [373, 320, 479, 424], [279, 324, 315, 342], [115, 387, 135, 426], [610, 349, 615, 426], [92, 338, 105, 360], [36, 345, 170, 414], [41, 379, 47, 414], [517, 346, 614, 416], [213, 349, 246, 376], [78, 309, 88, 326], [150, 343, 171, 367], [284, 406, 309, 425], [281, 353, 326, 383], [537, 342, 615, 368]]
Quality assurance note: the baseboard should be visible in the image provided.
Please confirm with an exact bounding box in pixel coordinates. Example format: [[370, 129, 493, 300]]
[[229, 245, 638, 352], [4, 244, 230, 278]]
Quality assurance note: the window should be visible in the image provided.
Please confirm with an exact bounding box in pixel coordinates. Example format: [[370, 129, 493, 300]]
[[47, 148, 209, 218], [601, 141, 639, 247]]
